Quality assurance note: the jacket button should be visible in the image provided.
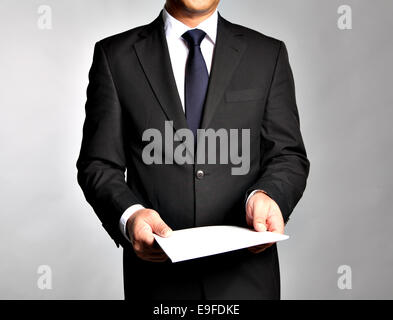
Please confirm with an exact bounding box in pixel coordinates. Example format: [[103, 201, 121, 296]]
[[196, 170, 204, 179]]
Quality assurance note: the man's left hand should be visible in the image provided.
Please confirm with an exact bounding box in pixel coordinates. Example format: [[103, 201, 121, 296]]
[[246, 191, 285, 253]]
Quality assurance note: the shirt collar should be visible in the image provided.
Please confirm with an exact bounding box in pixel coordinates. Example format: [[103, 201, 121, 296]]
[[162, 7, 218, 45]]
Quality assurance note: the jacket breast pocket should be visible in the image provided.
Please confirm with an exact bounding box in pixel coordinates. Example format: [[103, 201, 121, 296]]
[[225, 88, 265, 103]]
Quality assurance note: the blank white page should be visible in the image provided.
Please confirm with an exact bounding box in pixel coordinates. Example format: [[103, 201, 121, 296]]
[[153, 225, 289, 263]]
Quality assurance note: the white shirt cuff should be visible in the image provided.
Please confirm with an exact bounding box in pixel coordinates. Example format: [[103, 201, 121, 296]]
[[119, 204, 145, 241]]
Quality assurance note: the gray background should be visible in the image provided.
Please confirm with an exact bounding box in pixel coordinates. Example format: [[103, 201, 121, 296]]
[[1, 0, 392, 299]]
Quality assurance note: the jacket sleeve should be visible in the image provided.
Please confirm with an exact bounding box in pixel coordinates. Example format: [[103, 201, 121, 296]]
[[246, 41, 310, 223], [77, 41, 140, 247]]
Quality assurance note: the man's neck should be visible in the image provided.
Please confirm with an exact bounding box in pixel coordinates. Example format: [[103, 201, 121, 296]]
[[164, 3, 217, 28]]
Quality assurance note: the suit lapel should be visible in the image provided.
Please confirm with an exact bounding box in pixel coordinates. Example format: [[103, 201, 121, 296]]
[[200, 14, 247, 130], [133, 13, 189, 132]]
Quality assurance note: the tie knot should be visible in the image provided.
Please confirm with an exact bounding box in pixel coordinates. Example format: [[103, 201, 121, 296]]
[[182, 29, 206, 47]]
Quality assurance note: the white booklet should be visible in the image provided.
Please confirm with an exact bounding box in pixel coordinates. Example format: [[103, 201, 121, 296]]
[[153, 225, 289, 263]]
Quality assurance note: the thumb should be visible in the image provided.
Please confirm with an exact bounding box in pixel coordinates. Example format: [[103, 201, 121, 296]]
[[150, 215, 172, 237], [253, 201, 268, 232], [254, 220, 267, 232], [267, 212, 284, 234]]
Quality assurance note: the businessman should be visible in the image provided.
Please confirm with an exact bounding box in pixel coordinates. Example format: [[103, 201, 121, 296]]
[[77, 0, 310, 300]]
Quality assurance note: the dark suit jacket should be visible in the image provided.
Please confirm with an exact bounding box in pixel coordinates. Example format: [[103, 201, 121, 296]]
[[77, 11, 310, 300]]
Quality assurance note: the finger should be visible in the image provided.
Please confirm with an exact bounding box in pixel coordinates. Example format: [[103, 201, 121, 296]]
[[253, 200, 268, 232], [134, 240, 166, 258], [149, 214, 172, 237], [141, 242, 166, 254], [137, 252, 169, 262], [140, 250, 168, 260], [248, 244, 267, 252], [135, 245, 167, 257], [133, 222, 155, 247], [248, 243, 273, 254], [248, 246, 266, 254], [133, 239, 161, 255], [137, 254, 167, 262], [267, 213, 284, 234]]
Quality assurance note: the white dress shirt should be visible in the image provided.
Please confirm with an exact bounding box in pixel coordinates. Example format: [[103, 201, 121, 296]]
[[119, 8, 261, 240]]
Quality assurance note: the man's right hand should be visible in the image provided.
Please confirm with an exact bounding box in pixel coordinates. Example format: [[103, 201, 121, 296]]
[[126, 209, 172, 262]]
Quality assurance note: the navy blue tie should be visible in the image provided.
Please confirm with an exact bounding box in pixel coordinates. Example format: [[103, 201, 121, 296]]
[[182, 29, 209, 139]]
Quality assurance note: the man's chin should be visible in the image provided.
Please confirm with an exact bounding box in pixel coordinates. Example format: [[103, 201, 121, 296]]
[[183, 6, 214, 16], [178, 0, 218, 15]]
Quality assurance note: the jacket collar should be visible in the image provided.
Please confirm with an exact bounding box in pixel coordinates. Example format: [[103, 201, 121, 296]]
[[133, 11, 247, 134]]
